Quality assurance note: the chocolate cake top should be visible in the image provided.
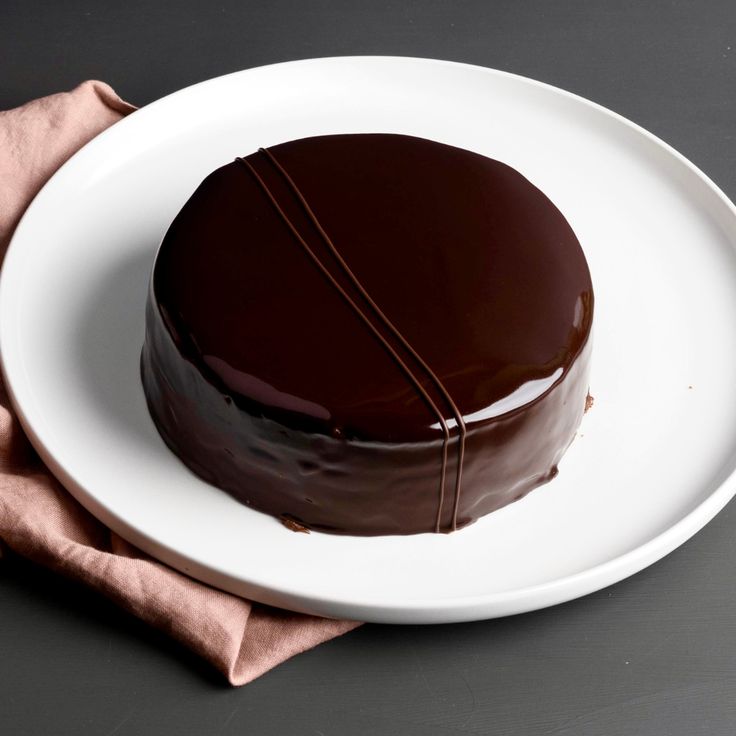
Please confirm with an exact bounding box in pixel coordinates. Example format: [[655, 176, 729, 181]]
[[153, 133, 593, 445]]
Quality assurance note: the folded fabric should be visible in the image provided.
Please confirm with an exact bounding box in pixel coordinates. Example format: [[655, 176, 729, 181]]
[[0, 81, 359, 686]]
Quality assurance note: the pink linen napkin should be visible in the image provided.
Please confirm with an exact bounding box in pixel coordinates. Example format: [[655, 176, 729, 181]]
[[0, 81, 360, 685]]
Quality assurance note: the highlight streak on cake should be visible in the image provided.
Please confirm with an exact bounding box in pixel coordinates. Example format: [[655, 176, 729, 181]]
[[260, 147, 468, 532], [235, 156, 452, 532]]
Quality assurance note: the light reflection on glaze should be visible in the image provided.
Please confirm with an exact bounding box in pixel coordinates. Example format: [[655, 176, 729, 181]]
[[203, 355, 331, 420], [433, 368, 564, 430]]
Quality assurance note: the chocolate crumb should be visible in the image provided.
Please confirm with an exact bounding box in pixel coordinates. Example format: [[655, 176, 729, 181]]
[[585, 392, 594, 413], [281, 515, 310, 533]]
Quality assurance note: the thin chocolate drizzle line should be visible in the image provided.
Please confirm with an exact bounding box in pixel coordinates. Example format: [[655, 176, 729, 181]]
[[235, 156, 450, 532], [260, 146, 469, 531]]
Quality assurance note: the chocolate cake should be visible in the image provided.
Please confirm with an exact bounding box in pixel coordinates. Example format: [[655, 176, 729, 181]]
[[141, 133, 593, 535]]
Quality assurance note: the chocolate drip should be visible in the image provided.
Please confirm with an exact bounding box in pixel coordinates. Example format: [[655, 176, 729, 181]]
[[235, 156, 453, 531], [259, 146, 468, 531]]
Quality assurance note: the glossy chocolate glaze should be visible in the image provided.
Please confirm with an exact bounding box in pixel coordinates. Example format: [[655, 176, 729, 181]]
[[141, 134, 593, 535]]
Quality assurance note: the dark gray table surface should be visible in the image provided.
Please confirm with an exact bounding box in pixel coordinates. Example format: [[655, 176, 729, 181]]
[[2, 2, 736, 734]]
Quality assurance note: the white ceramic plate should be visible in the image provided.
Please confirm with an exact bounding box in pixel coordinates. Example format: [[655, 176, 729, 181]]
[[3, 57, 736, 624]]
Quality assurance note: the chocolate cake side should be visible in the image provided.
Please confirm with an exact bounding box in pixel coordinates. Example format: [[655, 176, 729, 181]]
[[140, 133, 593, 535]]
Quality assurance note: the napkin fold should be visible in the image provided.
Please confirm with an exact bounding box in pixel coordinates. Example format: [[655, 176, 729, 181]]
[[0, 81, 359, 686]]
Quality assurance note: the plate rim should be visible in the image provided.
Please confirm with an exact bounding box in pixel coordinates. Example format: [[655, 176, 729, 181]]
[[3, 55, 736, 623]]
